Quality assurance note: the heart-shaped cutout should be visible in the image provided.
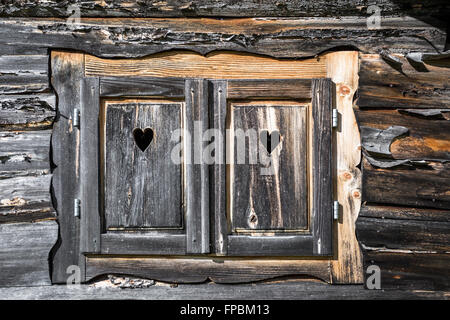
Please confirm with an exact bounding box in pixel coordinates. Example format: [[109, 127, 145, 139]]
[[260, 130, 280, 154], [133, 127, 154, 152]]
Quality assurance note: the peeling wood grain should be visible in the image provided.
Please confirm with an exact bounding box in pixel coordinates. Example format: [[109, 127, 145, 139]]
[[0, 94, 55, 130], [360, 125, 409, 158], [0, 55, 49, 94], [356, 109, 450, 161], [0, 220, 58, 287], [359, 53, 450, 109], [0, 0, 448, 20], [0, 17, 445, 57]]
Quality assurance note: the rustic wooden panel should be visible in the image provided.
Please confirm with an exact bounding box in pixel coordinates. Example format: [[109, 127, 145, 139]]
[[362, 158, 450, 209], [357, 216, 450, 252], [104, 102, 183, 229], [0, 94, 55, 130], [87, 53, 325, 79], [0, 55, 48, 94], [359, 54, 450, 109], [363, 251, 450, 290], [227, 236, 314, 256], [360, 205, 450, 223], [356, 108, 450, 161], [86, 256, 331, 284], [50, 51, 84, 284], [230, 103, 309, 232], [0, 18, 445, 57], [0, 221, 58, 287], [227, 79, 312, 99], [100, 234, 186, 255], [1, 0, 448, 19], [99, 77, 185, 98]]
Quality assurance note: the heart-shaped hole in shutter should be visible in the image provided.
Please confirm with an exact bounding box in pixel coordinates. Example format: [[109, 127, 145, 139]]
[[260, 130, 280, 154], [133, 128, 154, 152]]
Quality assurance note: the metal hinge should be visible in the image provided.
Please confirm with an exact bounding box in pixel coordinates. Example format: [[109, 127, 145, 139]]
[[74, 198, 81, 218], [333, 200, 339, 220], [73, 108, 80, 128], [332, 109, 338, 128]]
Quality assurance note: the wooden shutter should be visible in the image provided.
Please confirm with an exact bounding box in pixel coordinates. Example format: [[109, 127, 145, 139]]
[[211, 79, 334, 256], [79, 77, 210, 255]]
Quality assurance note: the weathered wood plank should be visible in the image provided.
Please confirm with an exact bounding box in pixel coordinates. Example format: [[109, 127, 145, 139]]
[[100, 234, 186, 255], [0, 0, 448, 19], [359, 54, 450, 109], [227, 235, 314, 256], [0, 174, 53, 219], [0, 17, 445, 57], [0, 130, 51, 171], [0, 94, 55, 130], [357, 216, 450, 252], [362, 158, 450, 209], [363, 251, 450, 290], [0, 55, 48, 94], [1, 280, 448, 300], [356, 108, 450, 161], [360, 205, 450, 223], [50, 51, 84, 284], [104, 102, 183, 229], [227, 79, 312, 99], [0, 221, 58, 287], [230, 103, 309, 232], [99, 77, 185, 98], [86, 256, 331, 284]]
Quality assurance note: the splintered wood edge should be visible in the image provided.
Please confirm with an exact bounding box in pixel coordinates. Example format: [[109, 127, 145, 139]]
[[51, 50, 362, 284]]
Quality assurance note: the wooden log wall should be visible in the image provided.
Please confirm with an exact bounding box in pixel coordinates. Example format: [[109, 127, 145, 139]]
[[0, 1, 449, 290]]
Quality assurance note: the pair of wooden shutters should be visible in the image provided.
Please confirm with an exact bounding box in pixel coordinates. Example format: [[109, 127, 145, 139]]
[[79, 76, 334, 257]]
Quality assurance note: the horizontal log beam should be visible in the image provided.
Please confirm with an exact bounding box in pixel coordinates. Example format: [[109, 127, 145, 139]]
[[360, 205, 450, 222], [0, 17, 445, 57]]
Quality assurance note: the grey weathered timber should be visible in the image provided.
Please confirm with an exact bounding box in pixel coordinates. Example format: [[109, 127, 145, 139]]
[[360, 125, 409, 161], [0, 55, 48, 94], [359, 205, 450, 223], [227, 236, 314, 256], [362, 158, 450, 209], [99, 77, 185, 98], [362, 251, 450, 290], [104, 102, 183, 229], [185, 79, 210, 254], [100, 234, 186, 255], [0, 221, 58, 287], [0, 17, 445, 57], [357, 216, 450, 252], [231, 104, 309, 232], [0, 0, 448, 19], [227, 79, 312, 100], [50, 52, 84, 284], [80, 77, 101, 254], [311, 79, 333, 256], [209, 80, 227, 255], [1, 280, 448, 300], [0, 94, 55, 130]]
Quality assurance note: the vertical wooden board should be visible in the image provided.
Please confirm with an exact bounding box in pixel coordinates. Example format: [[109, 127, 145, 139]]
[[80, 77, 101, 254], [326, 51, 363, 283], [231, 104, 308, 232], [210, 80, 228, 255], [50, 51, 84, 284], [104, 102, 183, 229], [311, 79, 333, 256], [185, 79, 210, 254]]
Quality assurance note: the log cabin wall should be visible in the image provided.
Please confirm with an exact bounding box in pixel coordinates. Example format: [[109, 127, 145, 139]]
[[0, 1, 448, 290]]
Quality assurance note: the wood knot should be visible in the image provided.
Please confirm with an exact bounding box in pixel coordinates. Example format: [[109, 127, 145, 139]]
[[339, 85, 351, 96], [341, 172, 352, 181], [352, 190, 361, 199]]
